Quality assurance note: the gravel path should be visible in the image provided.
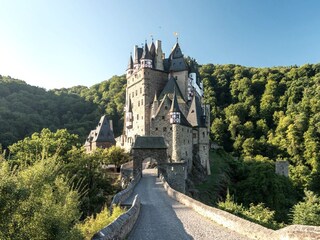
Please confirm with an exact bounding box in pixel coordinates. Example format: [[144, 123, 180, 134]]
[[126, 169, 250, 240]]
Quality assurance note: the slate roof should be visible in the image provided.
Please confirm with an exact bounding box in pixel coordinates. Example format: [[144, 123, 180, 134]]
[[132, 136, 167, 149], [187, 95, 206, 127], [158, 75, 185, 102], [141, 43, 152, 60], [169, 43, 188, 71], [92, 115, 115, 143], [84, 130, 95, 146], [127, 55, 133, 70], [134, 45, 143, 64], [170, 90, 180, 112]]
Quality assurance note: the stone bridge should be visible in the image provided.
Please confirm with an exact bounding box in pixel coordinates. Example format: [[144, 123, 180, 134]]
[[124, 168, 249, 240], [94, 168, 320, 240]]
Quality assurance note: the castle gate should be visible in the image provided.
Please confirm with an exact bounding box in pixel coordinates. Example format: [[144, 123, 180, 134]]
[[131, 136, 168, 177]]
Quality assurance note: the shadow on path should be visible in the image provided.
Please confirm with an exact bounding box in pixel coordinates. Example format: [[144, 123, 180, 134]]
[[127, 169, 194, 240]]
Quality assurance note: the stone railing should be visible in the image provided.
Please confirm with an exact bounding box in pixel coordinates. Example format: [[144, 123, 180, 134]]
[[92, 194, 140, 240], [110, 172, 141, 210], [160, 175, 320, 240]]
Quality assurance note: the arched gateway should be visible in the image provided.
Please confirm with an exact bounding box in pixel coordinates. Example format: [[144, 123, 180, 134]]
[[132, 136, 168, 177]]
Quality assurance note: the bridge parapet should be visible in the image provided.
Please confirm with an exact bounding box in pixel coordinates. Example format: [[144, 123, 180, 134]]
[[92, 195, 140, 240], [110, 172, 141, 211], [160, 175, 320, 240]]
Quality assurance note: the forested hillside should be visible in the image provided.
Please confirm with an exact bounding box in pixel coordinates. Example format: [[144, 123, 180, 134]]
[[199, 63, 320, 224], [0, 75, 126, 148]]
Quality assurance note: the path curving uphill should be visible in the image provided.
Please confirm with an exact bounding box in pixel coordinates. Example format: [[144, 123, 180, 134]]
[[125, 169, 250, 240]]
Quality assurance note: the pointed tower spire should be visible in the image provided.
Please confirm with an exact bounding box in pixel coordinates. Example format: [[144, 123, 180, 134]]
[[151, 92, 159, 118], [141, 41, 153, 68], [170, 90, 181, 124], [126, 98, 133, 129], [127, 53, 133, 70], [126, 53, 134, 77]]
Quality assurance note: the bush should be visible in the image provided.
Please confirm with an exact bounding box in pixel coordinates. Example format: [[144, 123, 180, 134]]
[[0, 159, 83, 240], [292, 190, 320, 225], [76, 205, 126, 239], [218, 191, 280, 229]]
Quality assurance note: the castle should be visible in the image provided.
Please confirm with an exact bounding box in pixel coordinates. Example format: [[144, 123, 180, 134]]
[[117, 39, 210, 175]]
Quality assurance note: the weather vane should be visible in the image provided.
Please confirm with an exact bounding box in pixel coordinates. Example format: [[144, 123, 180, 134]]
[[173, 32, 179, 43]]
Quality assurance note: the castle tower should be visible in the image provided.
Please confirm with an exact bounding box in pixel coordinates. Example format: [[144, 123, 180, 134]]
[[154, 40, 164, 71], [170, 91, 181, 161], [126, 54, 133, 77], [169, 43, 189, 99], [133, 45, 143, 71], [140, 42, 153, 68], [117, 39, 210, 174]]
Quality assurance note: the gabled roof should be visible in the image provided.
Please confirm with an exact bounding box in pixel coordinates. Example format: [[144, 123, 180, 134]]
[[92, 115, 115, 143], [84, 130, 95, 146], [169, 43, 188, 71], [187, 95, 206, 127], [154, 94, 171, 117], [170, 43, 183, 59], [158, 75, 185, 102]]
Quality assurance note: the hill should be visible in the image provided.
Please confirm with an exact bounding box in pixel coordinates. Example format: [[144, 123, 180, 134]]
[[0, 75, 126, 148]]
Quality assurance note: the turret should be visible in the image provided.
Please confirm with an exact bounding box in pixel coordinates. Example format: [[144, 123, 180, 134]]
[[140, 42, 153, 68], [133, 45, 142, 71], [126, 98, 133, 129], [149, 41, 156, 67], [151, 92, 159, 118], [126, 54, 133, 77], [170, 91, 181, 124]]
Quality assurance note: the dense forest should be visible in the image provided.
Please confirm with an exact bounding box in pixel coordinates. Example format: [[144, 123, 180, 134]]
[[198, 63, 320, 225], [0, 75, 126, 149], [1, 62, 320, 228]]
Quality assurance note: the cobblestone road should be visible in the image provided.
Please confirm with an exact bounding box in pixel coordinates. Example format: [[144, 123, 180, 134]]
[[126, 169, 250, 240]]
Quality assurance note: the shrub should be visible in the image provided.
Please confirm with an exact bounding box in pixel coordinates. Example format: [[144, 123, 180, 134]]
[[76, 205, 126, 239], [292, 190, 320, 225]]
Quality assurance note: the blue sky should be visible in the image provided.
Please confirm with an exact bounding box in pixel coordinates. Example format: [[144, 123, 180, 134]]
[[1, 0, 320, 89]]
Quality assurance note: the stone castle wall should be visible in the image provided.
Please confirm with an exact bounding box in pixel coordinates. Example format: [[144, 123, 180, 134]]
[[172, 124, 193, 171]]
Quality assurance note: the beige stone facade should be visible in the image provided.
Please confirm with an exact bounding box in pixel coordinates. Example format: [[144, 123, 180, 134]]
[[117, 40, 210, 174]]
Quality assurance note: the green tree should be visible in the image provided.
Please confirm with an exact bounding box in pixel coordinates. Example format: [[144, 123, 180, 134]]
[[292, 190, 320, 226], [0, 159, 83, 240]]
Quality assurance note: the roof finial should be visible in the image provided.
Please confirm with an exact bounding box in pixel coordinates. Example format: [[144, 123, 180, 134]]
[[150, 34, 154, 42], [174, 32, 179, 43]]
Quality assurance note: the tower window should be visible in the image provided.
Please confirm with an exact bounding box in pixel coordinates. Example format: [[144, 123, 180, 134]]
[[203, 146, 206, 150], [203, 132, 205, 138], [137, 114, 139, 120], [141, 99, 143, 105], [155, 127, 158, 131], [140, 88, 142, 93], [162, 116, 165, 120], [165, 106, 168, 110], [136, 90, 138, 96], [163, 127, 167, 132], [138, 101, 140, 107]]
